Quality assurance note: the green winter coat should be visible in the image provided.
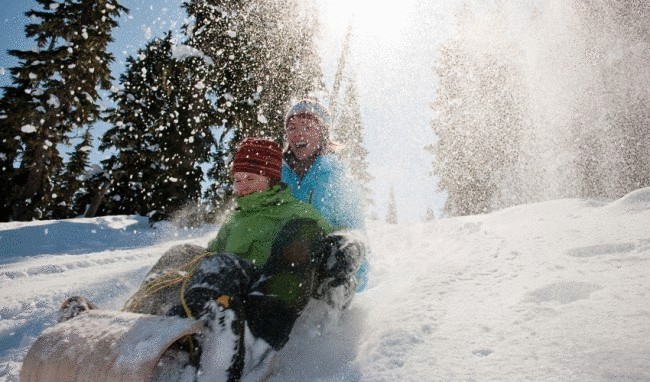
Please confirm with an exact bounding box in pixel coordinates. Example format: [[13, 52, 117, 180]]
[[207, 184, 334, 268]]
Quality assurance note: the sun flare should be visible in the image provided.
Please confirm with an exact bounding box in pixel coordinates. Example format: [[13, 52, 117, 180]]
[[320, 0, 417, 40]]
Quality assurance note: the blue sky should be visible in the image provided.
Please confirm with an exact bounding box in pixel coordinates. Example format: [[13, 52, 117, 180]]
[[1, 0, 450, 222]]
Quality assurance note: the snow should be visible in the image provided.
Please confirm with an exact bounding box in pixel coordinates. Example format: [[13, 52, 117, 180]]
[[171, 44, 215, 66], [46, 94, 60, 109], [1, 188, 650, 381], [20, 125, 36, 134]]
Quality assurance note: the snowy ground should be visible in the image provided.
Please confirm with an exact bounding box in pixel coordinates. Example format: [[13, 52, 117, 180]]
[[1, 188, 649, 381]]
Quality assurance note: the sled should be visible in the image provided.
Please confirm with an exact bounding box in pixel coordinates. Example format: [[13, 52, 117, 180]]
[[20, 310, 205, 382]]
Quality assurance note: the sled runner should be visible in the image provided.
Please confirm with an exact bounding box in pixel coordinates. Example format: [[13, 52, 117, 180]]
[[20, 309, 205, 382]]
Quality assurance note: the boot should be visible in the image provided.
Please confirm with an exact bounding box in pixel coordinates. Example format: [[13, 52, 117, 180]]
[[58, 296, 97, 323]]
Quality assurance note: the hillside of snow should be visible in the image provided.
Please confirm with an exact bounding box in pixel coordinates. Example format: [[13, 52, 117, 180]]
[[1, 188, 649, 381]]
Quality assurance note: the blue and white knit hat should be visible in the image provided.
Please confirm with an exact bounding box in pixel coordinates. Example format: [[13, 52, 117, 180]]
[[284, 99, 331, 130]]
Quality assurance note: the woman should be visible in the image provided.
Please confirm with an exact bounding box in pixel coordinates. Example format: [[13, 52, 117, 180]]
[[282, 99, 369, 296]]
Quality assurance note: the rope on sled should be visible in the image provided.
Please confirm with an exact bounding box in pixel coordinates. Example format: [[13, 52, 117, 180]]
[[122, 251, 213, 317]]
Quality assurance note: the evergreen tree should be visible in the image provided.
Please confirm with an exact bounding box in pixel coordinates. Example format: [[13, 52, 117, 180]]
[[0, 0, 127, 221], [51, 128, 94, 218], [328, 21, 353, 119], [0, 99, 21, 221], [571, 1, 650, 199], [181, 0, 323, 201], [334, 76, 374, 212], [99, 32, 214, 221], [429, 7, 524, 217], [386, 186, 398, 224], [328, 24, 373, 214]]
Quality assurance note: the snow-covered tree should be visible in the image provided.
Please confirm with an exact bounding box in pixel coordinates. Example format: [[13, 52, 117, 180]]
[[386, 186, 398, 224], [429, 6, 524, 217], [182, 0, 323, 200], [99, 32, 214, 221], [570, 1, 650, 199], [0, 0, 127, 221], [334, 76, 374, 212], [50, 128, 94, 218], [329, 24, 373, 214]]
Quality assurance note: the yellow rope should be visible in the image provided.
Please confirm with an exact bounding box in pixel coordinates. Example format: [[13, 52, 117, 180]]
[[123, 251, 213, 314]]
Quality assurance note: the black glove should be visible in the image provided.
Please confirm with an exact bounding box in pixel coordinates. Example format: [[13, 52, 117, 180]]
[[319, 231, 366, 280]]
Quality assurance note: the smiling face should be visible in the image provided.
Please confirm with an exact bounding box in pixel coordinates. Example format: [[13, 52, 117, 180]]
[[233, 172, 271, 197], [285, 114, 324, 161]]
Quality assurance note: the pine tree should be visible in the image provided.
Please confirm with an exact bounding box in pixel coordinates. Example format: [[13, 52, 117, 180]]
[[0, 0, 127, 221], [51, 128, 94, 218], [99, 32, 214, 221], [181, 0, 323, 201], [328, 21, 353, 119], [386, 186, 398, 225], [335, 76, 374, 212], [571, 1, 650, 199], [429, 6, 524, 217], [329, 25, 373, 214]]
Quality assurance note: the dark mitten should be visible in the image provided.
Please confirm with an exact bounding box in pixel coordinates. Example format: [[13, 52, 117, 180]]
[[319, 231, 366, 281], [313, 231, 366, 309]]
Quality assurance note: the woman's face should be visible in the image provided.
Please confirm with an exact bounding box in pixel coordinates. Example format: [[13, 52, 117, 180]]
[[233, 172, 270, 197], [285, 114, 323, 161]]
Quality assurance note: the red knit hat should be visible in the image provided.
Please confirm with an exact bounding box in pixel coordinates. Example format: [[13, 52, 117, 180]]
[[232, 138, 282, 181]]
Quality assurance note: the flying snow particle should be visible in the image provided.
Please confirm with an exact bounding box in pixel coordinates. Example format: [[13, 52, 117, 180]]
[[171, 45, 214, 66], [0, 67, 4, 75], [47, 94, 60, 108], [226, 30, 237, 38], [29, 73, 37, 80], [188, 136, 195, 143], [141, 25, 152, 40], [194, 81, 205, 90], [169, 177, 178, 182], [81, 29, 88, 39], [21, 125, 37, 133], [80, 146, 92, 152], [257, 114, 268, 124], [49, 3, 59, 10]]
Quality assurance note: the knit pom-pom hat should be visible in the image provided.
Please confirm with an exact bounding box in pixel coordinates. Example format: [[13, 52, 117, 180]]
[[284, 99, 331, 132], [232, 137, 282, 181]]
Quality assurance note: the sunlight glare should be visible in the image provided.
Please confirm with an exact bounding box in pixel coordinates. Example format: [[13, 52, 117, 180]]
[[320, 0, 417, 40]]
